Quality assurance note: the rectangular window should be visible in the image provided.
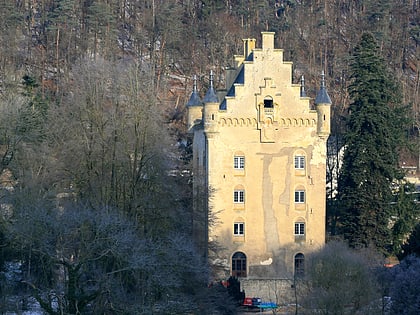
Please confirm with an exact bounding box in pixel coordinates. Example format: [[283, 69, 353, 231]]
[[234, 190, 245, 203], [294, 190, 305, 203], [234, 223, 245, 236], [234, 156, 245, 169], [294, 223, 305, 235], [294, 156, 305, 169]]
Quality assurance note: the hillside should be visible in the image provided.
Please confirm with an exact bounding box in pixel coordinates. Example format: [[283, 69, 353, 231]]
[[0, 1, 418, 139], [0, 1, 419, 314]]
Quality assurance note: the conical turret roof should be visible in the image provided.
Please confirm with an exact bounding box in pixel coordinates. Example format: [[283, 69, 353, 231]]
[[203, 70, 219, 103], [315, 71, 332, 105], [186, 75, 202, 107]]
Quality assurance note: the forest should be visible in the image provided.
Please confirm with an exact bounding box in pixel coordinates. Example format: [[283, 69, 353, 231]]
[[0, 0, 419, 314]]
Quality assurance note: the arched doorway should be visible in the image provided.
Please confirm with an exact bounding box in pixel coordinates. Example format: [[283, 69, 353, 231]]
[[294, 253, 305, 277], [232, 252, 247, 277]]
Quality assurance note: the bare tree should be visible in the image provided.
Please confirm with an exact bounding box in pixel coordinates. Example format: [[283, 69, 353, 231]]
[[301, 241, 383, 314], [46, 58, 176, 229], [6, 188, 217, 314], [7, 192, 152, 314]]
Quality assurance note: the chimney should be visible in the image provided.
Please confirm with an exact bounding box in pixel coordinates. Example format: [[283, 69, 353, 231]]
[[243, 38, 256, 58], [261, 32, 275, 50]]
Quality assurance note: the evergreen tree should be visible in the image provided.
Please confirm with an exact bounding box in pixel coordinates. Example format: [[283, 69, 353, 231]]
[[399, 223, 420, 259], [338, 32, 408, 254], [391, 184, 420, 256]]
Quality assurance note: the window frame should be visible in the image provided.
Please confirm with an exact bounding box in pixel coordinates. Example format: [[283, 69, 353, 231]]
[[234, 189, 245, 203], [234, 156, 245, 169], [294, 190, 305, 203], [294, 155, 305, 169], [294, 222, 305, 235], [234, 222, 245, 236]]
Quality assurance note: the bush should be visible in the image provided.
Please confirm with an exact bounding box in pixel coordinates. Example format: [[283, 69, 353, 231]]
[[302, 241, 382, 314], [389, 255, 420, 315]]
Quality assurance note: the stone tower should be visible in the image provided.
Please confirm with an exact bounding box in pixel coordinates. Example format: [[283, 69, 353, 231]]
[[186, 32, 331, 301]]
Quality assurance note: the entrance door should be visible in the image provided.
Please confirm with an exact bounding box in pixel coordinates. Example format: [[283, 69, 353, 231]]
[[232, 252, 247, 277]]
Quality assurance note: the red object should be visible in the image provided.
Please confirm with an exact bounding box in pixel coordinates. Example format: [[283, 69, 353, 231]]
[[243, 297, 253, 306]]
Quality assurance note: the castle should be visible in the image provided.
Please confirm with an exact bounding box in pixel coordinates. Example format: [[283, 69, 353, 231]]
[[186, 32, 331, 301]]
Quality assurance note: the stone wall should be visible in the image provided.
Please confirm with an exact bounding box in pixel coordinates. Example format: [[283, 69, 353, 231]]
[[240, 278, 296, 305]]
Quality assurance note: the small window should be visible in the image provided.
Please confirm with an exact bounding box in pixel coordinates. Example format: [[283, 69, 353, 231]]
[[294, 156, 305, 169], [232, 252, 247, 277], [294, 222, 305, 235], [264, 97, 273, 108], [295, 190, 305, 203], [234, 190, 245, 203], [234, 156, 245, 169], [234, 222, 245, 236], [294, 253, 305, 277]]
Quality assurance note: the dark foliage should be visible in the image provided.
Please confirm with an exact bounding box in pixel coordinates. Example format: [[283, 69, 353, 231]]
[[400, 223, 420, 260], [389, 255, 420, 315], [227, 276, 245, 305], [338, 32, 411, 254]]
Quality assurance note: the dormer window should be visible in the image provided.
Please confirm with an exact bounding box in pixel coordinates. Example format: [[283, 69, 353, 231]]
[[264, 96, 273, 108]]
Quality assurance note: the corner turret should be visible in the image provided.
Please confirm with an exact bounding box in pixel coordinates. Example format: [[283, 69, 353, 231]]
[[186, 75, 203, 133], [315, 71, 331, 137], [203, 70, 219, 135], [203, 70, 218, 103]]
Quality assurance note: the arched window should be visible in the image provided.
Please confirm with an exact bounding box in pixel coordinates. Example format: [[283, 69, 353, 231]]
[[234, 185, 245, 203], [294, 221, 305, 235], [294, 190, 305, 203], [294, 253, 305, 277], [233, 222, 245, 236], [232, 252, 247, 277], [294, 155, 305, 169]]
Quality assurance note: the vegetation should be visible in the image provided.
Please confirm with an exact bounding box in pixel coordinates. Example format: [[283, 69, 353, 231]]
[[337, 32, 417, 255], [400, 223, 420, 259], [0, 0, 419, 313], [300, 242, 420, 315], [301, 241, 382, 314], [388, 255, 420, 315]]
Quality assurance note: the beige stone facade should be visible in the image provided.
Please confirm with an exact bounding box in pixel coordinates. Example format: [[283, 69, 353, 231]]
[[187, 32, 331, 300]]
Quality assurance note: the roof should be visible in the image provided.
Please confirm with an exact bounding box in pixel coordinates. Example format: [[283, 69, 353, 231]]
[[315, 71, 332, 105], [186, 90, 202, 107], [203, 70, 219, 103], [186, 75, 203, 107]]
